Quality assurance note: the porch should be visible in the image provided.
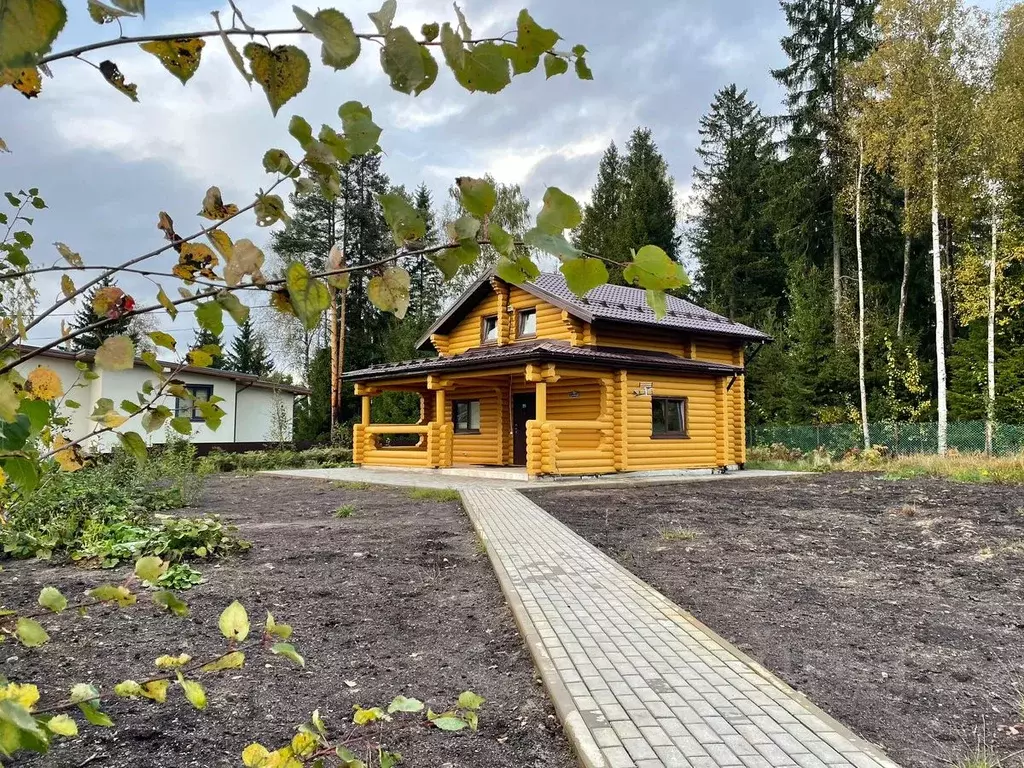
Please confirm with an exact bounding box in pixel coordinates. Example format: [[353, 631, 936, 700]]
[[352, 362, 620, 477]]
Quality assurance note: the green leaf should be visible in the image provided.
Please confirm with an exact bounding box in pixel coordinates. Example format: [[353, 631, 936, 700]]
[[216, 292, 250, 324], [453, 42, 511, 94], [177, 673, 207, 710], [169, 416, 193, 436], [111, 0, 144, 14], [265, 612, 293, 639], [378, 192, 426, 245], [18, 398, 50, 435], [487, 222, 515, 257], [288, 114, 313, 147], [153, 590, 189, 617], [117, 431, 148, 465], [414, 45, 438, 96], [243, 43, 310, 116], [212, 8, 252, 84], [512, 9, 559, 74], [157, 286, 178, 320], [622, 245, 690, 291], [449, 215, 480, 241], [432, 239, 479, 279], [431, 715, 468, 731], [339, 101, 382, 156], [218, 600, 250, 642], [5, 457, 39, 491], [352, 705, 389, 725], [575, 54, 593, 80], [0, 699, 49, 754], [88, 584, 136, 606], [70, 683, 99, 704], [536, 187, 582, 233], [457, 690, 485, 710], [38, 586, 67, 613], [454, 3, 471, 39], [45, 713, 78, 737], [0, 379, 18, 422], [457, 177, 496, 218], [380, 26, 426, 94], [286, 262, 331, 331], [645, 288, 667, 318], [95, 335, 135, 371], [254, 193, 289, 227], [201, 651, 245, 672], [134, 555, 166, 583], [544, 53, 568, 79], [139, 38, 205, 85], [293, 6, 360, 70], [148, 330, 176, 351], [367, 266, 411, 319], [263, 148, 296, 176], [380, 751, 402, 768], [78, 702, 113, 727], [15, 617, 49, 647], [0, 0, 68, 68], [439, 22, 464, 70], [421, 22, 439, 41], [495, 255, 540, 285], [270, 642, 305, 667], [195, 301, 224, 336], [524, 228, 580, 260], [368, 0, 396, 35], [387, 695, 424, 714], [89, 0, 135, 24], [561, 258, 608, 296]]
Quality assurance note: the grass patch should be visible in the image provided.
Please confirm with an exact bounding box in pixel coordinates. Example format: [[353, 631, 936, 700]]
[[659, 528, 699, 542], [334, 504, 356, 519], [407, 488, 462, 503], [748, 443, 1024, 484], [333, 481, 371, 490]]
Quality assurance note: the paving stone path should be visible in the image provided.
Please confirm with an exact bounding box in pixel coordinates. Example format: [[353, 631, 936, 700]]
[[462, 487, 901, 768]]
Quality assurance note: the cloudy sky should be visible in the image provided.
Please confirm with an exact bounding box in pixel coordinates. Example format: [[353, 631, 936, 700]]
[[2, 0, 791, 353]]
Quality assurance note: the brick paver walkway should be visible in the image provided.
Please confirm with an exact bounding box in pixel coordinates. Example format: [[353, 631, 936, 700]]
[[462, 487, 900, 768]]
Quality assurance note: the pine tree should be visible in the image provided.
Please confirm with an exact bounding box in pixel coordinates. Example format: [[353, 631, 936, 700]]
[[691, 86, 783, 321], [574, 142, 624, 262], [71, 276, 138, 350], [619, 128, 681, 271], [226, 318, 273, 376], [191, 326, 226, 369]]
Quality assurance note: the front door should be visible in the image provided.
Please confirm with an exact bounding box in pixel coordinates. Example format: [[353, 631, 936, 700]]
[[512, 393, 536, 466]]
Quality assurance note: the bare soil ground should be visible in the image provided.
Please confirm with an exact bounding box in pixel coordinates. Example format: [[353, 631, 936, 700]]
[[528, 472, 1024, 768], [4, 475, 574, 768]]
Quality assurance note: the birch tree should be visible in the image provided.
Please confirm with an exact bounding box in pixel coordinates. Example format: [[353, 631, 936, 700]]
[[858, 0, 977, 453]]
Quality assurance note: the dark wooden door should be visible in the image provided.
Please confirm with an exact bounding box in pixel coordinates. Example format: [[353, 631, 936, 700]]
[[512, 393, 536, 466]]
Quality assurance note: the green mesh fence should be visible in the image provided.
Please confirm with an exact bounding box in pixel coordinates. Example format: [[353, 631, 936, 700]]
[[747, 421, 1024, 456]]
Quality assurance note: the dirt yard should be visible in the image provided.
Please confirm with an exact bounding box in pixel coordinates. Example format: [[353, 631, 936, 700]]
[[4, 475, 574, 768], [528, 472, 1024, 768]]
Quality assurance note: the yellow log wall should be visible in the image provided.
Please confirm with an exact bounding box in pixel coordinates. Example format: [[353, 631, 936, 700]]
[[694, 336, 741, 365], [595, 325, 691, 357], [623, 372, 722, 470], [446, 292, 502, 355], [448, 383, 502, 465]]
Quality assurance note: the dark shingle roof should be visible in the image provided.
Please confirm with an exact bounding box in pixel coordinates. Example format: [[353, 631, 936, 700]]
[[527, 273, 770, 341], [415, 272, 770, 351], [345, 339, 741, 383]]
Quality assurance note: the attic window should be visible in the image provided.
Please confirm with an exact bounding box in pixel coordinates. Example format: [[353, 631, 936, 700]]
[[517, 309, 536, 338], [481, 315, 498, 344]]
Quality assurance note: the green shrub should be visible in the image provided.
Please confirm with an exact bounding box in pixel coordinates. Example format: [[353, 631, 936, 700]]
[[156, 562, 204, 590], [334, 504, 356, 519], [200, 447, 353, 473]]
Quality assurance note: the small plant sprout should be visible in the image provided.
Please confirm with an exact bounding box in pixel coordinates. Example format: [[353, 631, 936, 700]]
[[334, 504, 356, 519], [333, 480, 372, 490]]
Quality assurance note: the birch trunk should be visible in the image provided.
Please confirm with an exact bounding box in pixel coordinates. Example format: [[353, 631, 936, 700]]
[[931, 80, 947, 455], [897, 188, 911, 339], [833, 206, 842, 345], [856, 136, 870, 449], [986, 200, 997, 455]]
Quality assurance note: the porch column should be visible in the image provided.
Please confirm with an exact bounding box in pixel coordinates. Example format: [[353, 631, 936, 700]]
[[353, 383, 376, 465], [525, 363, 557, 476], [427, 375, 453, 468]]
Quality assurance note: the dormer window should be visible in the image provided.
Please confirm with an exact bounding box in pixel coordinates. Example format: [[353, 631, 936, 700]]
[[517, 308, 537, 338], [481, 315, 498, 344]]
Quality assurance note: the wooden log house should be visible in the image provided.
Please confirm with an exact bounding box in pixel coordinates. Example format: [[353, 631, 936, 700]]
[[344, 272, 771, 477]]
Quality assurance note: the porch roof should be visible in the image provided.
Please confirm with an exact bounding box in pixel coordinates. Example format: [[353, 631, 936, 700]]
[[343, 339, 742, 383]]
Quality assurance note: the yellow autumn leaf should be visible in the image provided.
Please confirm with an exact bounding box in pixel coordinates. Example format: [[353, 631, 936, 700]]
[[0, 682, 40, 709], [61, 273, 75, 298], [53, 435, 84, 472], [0, 67, 42, 98], [155, 653, 192, 669], [94, 335, 135, 370], [103, 412, 128, 428], [198, 186, 239, 220], [207, 228, 233, 260], [174, 242, 219, 281], [0, 467, 7, 487], [141, 680, 169, 703], [242, 743, 271, 767], [26, 365, 63, 400], [139, 38, 205, 85]]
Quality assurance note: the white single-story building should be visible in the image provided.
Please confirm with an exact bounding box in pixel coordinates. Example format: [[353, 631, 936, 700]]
[[15, 346, 309, 451]]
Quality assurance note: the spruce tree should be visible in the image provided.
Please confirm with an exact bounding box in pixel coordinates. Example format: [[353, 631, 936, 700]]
[[71, 275, 138, 350], [191, 327, 226, 369], [574, 142, 624, 262], [691, 85, 783, 321], [406, 183, 443, 323], [226, 318, 273, 376]]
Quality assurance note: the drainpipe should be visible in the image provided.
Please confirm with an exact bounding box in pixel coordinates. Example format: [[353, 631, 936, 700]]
[[726, 341, 766, 392], [233, 379, 255, 443]]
